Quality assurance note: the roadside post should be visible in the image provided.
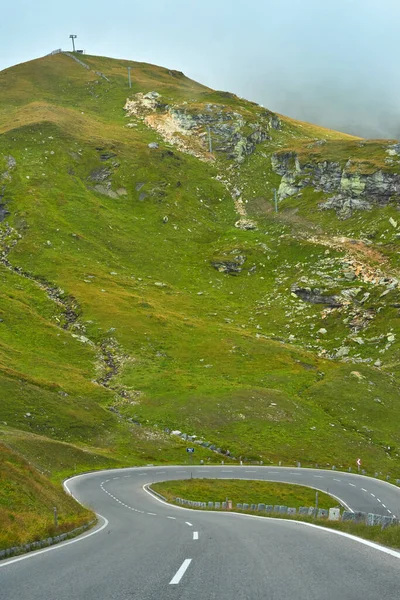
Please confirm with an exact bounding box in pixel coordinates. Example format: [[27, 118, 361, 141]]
[[315, 491, 318, 519], [187, 447, 194, 467], [357, 458, 361, 473], [53, 506, 58, 528], [187, 447, 194, 478]]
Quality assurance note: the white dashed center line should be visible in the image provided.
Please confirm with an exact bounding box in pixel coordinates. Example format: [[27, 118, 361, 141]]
[[147, 512, 157, 516], [314, 475, 323, 479], [169, 559, 192, 585], [361, 488, 367, 492], [348, 483, 356, 487], [333, 478, 341, 482], [185, 522, 193, 527], [167, 516, 176, 520], [193, 531, 199, 540], [382, 504, 387, 509], [371, 493, 376, 498], [377, 498, 382, 503]]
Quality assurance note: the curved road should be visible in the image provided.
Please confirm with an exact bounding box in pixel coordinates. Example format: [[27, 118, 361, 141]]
[[1, 466, 400, 599]]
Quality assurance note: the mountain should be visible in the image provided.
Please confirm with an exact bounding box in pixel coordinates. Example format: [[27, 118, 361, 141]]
[[1, 50, 400, 522]]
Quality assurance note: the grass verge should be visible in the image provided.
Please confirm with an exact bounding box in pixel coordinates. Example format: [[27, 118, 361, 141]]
[[0, 443, 95, 550]]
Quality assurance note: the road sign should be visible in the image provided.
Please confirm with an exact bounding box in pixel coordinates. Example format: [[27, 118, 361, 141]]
[[356, 458, 361, 466], [186, 448, 195, 453]]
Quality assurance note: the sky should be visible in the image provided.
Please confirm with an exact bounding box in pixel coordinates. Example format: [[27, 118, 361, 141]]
[[2, 0, 400, 139]]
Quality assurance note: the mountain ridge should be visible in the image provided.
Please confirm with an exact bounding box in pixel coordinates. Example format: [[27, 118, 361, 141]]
[[0, 53, 399, 546]]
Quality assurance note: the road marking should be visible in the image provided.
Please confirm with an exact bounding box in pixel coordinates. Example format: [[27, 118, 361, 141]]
[[167, 516, 176, 520], [267, 471, 279, 474], [221, 470, 233, 472], [382, 504, 387, 508], [156, 471, 166, 474], [289, 472, 300, 475], [314, 475, 323, 479], [147, 512, 157, 516], [169, 559, 192, 585], [113, 477, 119, 480], [388, 510, 392, 514], [193, 531, 199, 540], [377, 498, 382, 503], [361, 488, 367, 492], [138, 473, 147, 476], [371, 493, 376, 498], [333, 479, 341, 482], [245, 470, 256, 473], [348, 483, 356, 487], [124, 475, 131, 478], [185, 521, 193, 527]]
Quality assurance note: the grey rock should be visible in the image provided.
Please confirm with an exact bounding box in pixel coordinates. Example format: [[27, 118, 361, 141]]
[[271, 150, 400, 216], [293, 287, 342, 307], [287, 507, 297, 515], [0, 203, 10, 222], [89, 167, 113, 182], [148, 142, 159, 149]]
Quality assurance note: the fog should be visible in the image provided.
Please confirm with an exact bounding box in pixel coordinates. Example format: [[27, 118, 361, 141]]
[[2, 0, 400, 139]]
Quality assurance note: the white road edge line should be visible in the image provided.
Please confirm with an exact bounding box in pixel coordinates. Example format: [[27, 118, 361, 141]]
[[0, 510, 108, 568], [143, 484, 400, 560], [193, 531, 199, 540], [169, 558, 192, 585]]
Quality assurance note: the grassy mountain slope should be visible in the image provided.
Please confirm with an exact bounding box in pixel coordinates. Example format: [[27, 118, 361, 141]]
[[0, 442, 93, 549], [0, 51, 399, 495]]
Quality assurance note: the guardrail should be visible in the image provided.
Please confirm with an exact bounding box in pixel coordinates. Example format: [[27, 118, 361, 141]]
[[0, 519, 96, 561]]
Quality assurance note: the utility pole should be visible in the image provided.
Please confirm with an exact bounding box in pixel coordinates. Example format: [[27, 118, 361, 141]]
[[69, 34, 77, 52], [207, 126, 213, 153], [274, 188, 278, 212], [127, 66, 132, 88]]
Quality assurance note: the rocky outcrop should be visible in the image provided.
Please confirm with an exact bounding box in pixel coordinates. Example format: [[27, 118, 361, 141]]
[[124, 92, 280, 163], [292, 287, 342, 307], [212, 254, 246, 275], [271, 150, 400, 218]]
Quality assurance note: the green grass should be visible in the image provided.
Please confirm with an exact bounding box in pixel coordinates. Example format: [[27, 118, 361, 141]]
[[152, 478, 335, 509], [0, 443, 94, 550], [0, 49, 400, 529]]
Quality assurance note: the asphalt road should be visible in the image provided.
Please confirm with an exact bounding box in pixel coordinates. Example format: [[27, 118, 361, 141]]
[[1, 466, 400, 599]]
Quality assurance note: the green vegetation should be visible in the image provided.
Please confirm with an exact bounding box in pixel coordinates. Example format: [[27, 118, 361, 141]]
[[0, 443, 94, 550], [1, 51, 400, 550], [152, 478, 335, 509]]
